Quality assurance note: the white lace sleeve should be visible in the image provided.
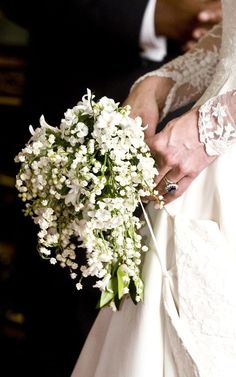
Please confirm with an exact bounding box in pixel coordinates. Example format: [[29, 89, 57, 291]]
[[132, 23, 222, 120], [198, 90, 236, 156]]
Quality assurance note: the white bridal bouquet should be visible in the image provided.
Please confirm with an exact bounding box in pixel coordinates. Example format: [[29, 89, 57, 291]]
[[15, 89, 162, 310]]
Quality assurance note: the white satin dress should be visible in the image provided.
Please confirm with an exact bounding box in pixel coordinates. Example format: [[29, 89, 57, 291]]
[[71, 1, 236, 376]]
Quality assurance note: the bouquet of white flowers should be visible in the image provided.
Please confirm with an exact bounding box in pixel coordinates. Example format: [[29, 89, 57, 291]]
[[15, 89, 163, 310]]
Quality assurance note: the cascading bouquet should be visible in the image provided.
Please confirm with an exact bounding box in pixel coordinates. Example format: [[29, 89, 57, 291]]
[[15, 89, 163, 310]]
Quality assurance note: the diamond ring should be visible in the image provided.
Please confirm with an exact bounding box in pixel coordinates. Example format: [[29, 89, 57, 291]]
[[164, 177, 179, 193]]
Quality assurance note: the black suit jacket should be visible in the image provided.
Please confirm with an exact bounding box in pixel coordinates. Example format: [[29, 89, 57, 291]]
[[1, 0, 155, 123]]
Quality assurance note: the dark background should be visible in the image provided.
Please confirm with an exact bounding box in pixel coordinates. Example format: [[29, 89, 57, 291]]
[[0, 11, 89, 376], [0, 11, 29, 376]]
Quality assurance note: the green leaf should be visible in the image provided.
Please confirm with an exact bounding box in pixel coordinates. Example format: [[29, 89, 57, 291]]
[[134, 277, 144, 302], [117, 265, 130, 300], [111, 261, 119, 276], [99, 290, 114, 309], [98, 277, 118, 308]]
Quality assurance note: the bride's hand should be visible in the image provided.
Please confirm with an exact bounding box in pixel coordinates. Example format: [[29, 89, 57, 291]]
[[146, 107, 217, 205], [124, 76, 173, 139]]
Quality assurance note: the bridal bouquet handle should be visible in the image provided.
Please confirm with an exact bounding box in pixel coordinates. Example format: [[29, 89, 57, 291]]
[[15, 89, 163, 310]]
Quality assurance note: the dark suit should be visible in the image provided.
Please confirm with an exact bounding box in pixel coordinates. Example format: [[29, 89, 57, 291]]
[[1, 1, 183, 376], [1, 0, 182, 125]]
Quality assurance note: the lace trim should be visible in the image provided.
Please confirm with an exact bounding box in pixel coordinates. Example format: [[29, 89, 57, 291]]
[[131, 24, 221, 121], [156, 47, 219, 120], [198, 90, 236, 156]]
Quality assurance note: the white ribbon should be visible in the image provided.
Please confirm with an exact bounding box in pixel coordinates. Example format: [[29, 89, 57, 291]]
[[139, 199, 168, 277]]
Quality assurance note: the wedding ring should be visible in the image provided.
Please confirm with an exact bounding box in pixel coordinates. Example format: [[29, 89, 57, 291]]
[[164, 177, 178, 193]]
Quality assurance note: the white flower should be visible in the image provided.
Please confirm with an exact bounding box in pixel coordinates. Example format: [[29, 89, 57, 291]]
[[65, 184, 81, 206], [48, 134, 56, 144], [18, 154, 26, 162], [15, 89, 161, 311], [40, 115, 56, 130], [109, 301, 117, 312], [123, 287, 129, 294], [39, 247, 51, 256], [76, 282, 83, 290], [75, 122, 89, 138], [29, 125, 35, 135], [63, 108, 78, 126]]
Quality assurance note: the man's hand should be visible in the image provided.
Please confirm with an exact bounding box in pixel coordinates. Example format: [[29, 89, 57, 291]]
[[155, 0, 222, 50], [183, 1, 222, 51]]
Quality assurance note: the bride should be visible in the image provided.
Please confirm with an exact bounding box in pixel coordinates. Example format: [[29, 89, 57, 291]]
[[71, 0, 236, 376]]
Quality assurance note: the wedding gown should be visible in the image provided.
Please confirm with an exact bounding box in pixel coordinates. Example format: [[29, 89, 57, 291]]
[[71, 1, 236, 376]]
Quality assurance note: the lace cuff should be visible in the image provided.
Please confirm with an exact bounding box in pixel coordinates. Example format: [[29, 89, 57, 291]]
[[198, 90, 236, 156], [132, 24, 222, 120]]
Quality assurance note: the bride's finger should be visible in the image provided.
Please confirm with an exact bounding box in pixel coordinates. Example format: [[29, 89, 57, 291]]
[[152, 154, 173, 186], [156, 166, 186, 196], [161, 176, 194, 206], [155, 165, 172, 186]]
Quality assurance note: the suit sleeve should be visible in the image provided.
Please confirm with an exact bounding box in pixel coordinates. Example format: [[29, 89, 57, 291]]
[[77, 0, 149, 48]]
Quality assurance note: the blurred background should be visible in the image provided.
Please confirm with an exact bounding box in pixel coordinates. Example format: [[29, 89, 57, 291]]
[[0, 9, 97, 377], [0, 9, 29, 376]]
